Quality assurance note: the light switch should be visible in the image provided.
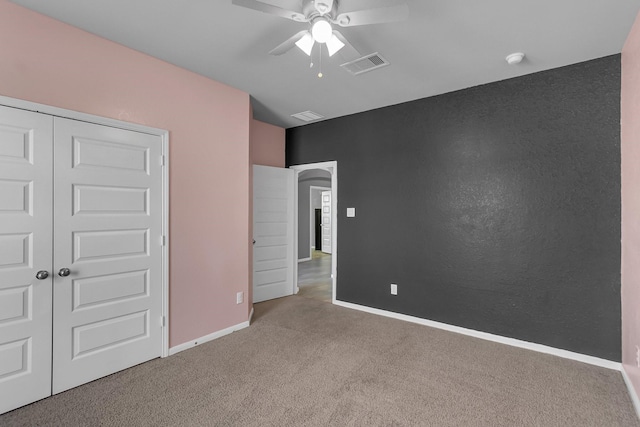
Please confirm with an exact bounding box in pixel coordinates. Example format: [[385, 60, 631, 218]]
[[347, 208, 356, 217]]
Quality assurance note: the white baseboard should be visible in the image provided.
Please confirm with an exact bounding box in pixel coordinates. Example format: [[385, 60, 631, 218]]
[[333, 300, 621, 371], [622, 367, 640, 419], [169, 317, 251, 356], [298, 257, 312, 263], [249, 306, 255, 324]]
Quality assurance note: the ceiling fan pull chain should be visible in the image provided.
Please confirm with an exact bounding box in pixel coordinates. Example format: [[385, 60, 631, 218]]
[[318, 45, 323, 78]]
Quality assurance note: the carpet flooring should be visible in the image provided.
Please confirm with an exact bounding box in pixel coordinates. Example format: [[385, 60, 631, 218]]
[[1, 296, 638, 426]]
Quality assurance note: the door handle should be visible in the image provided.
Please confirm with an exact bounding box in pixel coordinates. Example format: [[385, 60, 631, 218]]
[[58, 268, 71, 277], [35, 270, 49, 280]]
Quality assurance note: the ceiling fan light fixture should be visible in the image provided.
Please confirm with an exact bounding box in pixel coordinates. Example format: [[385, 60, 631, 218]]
[[295, 32, 315, 56], [311, 19, 333, 43], [326, 34, 345, 56]]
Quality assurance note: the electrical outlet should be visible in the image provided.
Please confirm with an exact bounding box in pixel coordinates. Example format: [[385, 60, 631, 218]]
[[390, 283, 398, 295], [636, 346, 640, 368], [236, 292, 244, 304]]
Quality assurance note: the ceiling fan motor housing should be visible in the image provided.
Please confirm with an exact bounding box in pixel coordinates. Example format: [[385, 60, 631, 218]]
[[304, 0, 339, 20]]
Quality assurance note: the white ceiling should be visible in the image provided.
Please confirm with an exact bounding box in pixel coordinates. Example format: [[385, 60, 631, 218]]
[[10, 0, 640, 128]]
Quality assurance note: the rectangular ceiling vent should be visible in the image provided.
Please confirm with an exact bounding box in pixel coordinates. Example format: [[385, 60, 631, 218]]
[[291, 110, 324, 122], [341, 53, 390, 76]]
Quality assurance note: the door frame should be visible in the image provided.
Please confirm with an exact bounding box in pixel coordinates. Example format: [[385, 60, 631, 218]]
[[0, 95, 171, 358], [289, 161, 338, 303], [308, 185, 330, 259]]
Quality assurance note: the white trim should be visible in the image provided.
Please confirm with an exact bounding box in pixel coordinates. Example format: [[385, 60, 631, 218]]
[[293, 170, 299, 296], [622, 367, 640, 419], [334, 300, 621, 371], [0, 95, 172, 358], [309, 185, 331, 258], [298, 257, 312, 263], [290, 161, 338, 304], [161, 132, 170, 358], [168, 318, 251, 356]]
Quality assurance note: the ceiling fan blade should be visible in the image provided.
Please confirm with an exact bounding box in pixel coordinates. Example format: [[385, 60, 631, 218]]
[[333, 30, 361, 61], [232, 0, 306, 22], [269, 30, 309, 56], [334, 4, 409, 27]]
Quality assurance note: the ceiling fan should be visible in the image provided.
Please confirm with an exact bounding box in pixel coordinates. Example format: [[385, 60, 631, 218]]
[[232, 0, 408, 59]]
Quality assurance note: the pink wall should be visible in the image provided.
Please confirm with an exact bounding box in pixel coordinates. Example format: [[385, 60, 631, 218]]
[[622, 9, 640, 400], [251, 119, 286, 168], [0, 0, 251, 348]]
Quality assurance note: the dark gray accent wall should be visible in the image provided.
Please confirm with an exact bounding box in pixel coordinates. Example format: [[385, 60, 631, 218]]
[[298, 169, 331, 259], [286, 55, 621, 361]]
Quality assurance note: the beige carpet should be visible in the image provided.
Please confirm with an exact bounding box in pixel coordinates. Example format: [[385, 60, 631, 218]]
[[2, 296, 638, 426]]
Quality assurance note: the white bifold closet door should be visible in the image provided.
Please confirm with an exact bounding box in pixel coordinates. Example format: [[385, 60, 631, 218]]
[[52, 118, 163, 394], [0, 107, 54, 414], [0, 106, 163, 414]]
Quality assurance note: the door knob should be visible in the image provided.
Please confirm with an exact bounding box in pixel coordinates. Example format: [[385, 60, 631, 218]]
[[35, 270, 49, 280], [58, 268, 71, 277]]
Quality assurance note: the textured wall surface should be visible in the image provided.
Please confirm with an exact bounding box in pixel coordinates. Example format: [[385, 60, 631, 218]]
[[287, 56, 621, 361], [622, 10, 640, 397]]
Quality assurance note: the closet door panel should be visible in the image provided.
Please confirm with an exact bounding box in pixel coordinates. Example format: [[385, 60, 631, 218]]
[[52, 118, 163, 394], [0, 106, 53, 414]]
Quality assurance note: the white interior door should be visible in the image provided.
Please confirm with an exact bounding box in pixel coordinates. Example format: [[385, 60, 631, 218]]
[[0, 106, 53, 413], [52, 118, 163, 393], [321, 190, 332, 254], [253, 165, 294, 303]]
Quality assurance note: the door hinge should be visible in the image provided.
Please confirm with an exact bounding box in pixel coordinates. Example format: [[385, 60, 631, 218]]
[[161, 316, 166, 327], [160, 155, 165, 166], [161, 235, 167, 246]]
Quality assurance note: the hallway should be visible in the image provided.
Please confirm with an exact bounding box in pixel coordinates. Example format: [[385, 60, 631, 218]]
[[297, 250, 332, 303]]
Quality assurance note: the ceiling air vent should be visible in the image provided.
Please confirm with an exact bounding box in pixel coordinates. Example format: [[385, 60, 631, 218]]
[[291, 110, 324, 122], [341, 53, 389, 76]]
